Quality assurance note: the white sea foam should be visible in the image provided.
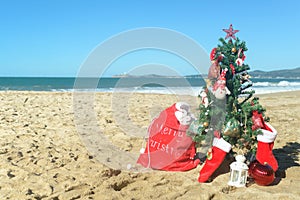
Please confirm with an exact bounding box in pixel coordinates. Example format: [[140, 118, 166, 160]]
[[253, 81, 300, 87], [251, 81, 300, 94], [51, 80, 300, 96]]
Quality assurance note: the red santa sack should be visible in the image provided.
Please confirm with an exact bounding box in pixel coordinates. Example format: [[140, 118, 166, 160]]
[[137, 102, 200, 171]]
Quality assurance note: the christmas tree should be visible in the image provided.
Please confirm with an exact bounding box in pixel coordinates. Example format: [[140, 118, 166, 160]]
[[188, 24, 270, 159], [188, 25, 279, 183]]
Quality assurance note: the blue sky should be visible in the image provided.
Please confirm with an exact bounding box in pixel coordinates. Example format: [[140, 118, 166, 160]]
[[1, 0, 299, 77]]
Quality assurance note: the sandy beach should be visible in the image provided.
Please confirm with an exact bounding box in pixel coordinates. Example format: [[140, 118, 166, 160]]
[[0, 90, 299, 200]]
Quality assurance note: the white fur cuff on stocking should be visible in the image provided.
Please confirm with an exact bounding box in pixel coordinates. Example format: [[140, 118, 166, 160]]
[[212, 137, 232, 153], [257, 123, 277, 143]]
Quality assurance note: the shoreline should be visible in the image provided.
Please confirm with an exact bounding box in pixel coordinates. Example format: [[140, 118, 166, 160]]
[[1, 88, 300, 94]]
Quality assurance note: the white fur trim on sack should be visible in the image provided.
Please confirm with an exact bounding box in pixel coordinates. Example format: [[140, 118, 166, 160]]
[[257, 122, 277, 143], [175, 102, 190, 112], [212, 137, 232, 153], [175, 102, 194, 125]]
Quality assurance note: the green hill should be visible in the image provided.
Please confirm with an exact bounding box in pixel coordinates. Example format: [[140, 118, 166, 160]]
[[249, 67, 300, 78]]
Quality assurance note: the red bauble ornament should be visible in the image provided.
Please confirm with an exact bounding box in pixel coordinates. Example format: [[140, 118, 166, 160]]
[[217, 54, 223, 62], [248, 160, 275, 186], [248, 159, 259, 177], [251, 111, 264, 130]]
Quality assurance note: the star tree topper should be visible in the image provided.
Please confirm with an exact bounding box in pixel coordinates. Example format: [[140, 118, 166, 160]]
[[223, 24, 239, 40]]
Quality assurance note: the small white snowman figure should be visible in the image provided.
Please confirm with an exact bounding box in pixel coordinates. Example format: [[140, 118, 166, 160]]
[[212, 68, 231, 100]]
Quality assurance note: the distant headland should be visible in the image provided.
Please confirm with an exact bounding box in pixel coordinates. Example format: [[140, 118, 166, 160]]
[[113, 67, 300, 79], [249, 67, 300, 78]]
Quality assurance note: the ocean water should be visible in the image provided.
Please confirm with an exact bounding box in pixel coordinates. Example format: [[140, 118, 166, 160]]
[[1, 77, 300, 96]]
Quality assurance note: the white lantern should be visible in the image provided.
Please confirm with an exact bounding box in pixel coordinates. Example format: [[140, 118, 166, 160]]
[[228, 155, 248, 187]]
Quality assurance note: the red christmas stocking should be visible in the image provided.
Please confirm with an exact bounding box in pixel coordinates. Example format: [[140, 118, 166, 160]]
[[198, 137, 231, 182], [256, 122, 278, 171]]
